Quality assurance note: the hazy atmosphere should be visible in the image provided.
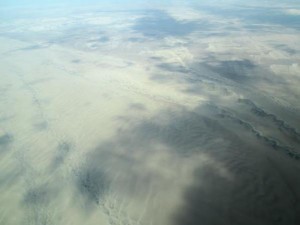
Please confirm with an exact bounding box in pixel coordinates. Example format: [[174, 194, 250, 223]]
[[1, 0, 300, 225]]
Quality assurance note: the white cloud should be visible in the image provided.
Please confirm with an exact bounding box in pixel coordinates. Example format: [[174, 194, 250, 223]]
[[285, 9, 300, 15]]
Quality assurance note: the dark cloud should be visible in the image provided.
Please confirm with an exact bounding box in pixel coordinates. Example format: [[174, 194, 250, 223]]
[[126, 112, 234, 156], [167, 106, 300, 225], [28, 78, 54, 86], [151, 58, 259, 96], [71, 59, 81, 64], [157, 63, 190, 74], [76, 99, 300, 214], [22, 183, 57, 225], [202, 59, 256, 83], [152, 58, 257, 85], [132, 10, 199, 38], [74, 164, 110, 205], [23, 185, 52, 206], [70, 102, 300, 223], [173, 155, 298, 225], [273, 44, 297, 55], [218, 109, 300, 160], [51, 141, 72, 168], [129, 103, 146, 111], [238, 98, 300, 144], [5, 45, 47, 54], [0, 115, 14, 123], [97, 36, 109, 42], [149, 57, 300, 161], [34, 121, 48, 131], [73, 107, 236, 207], [47, 25, 108, 50], [127, 37, 145, 42], [0, 133, 13, 149], [18, 45, 44, 51]]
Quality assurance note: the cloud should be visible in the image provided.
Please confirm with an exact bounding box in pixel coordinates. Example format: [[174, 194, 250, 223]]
[[285, 9, 300, 16], [132, 10, 199, 38]]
